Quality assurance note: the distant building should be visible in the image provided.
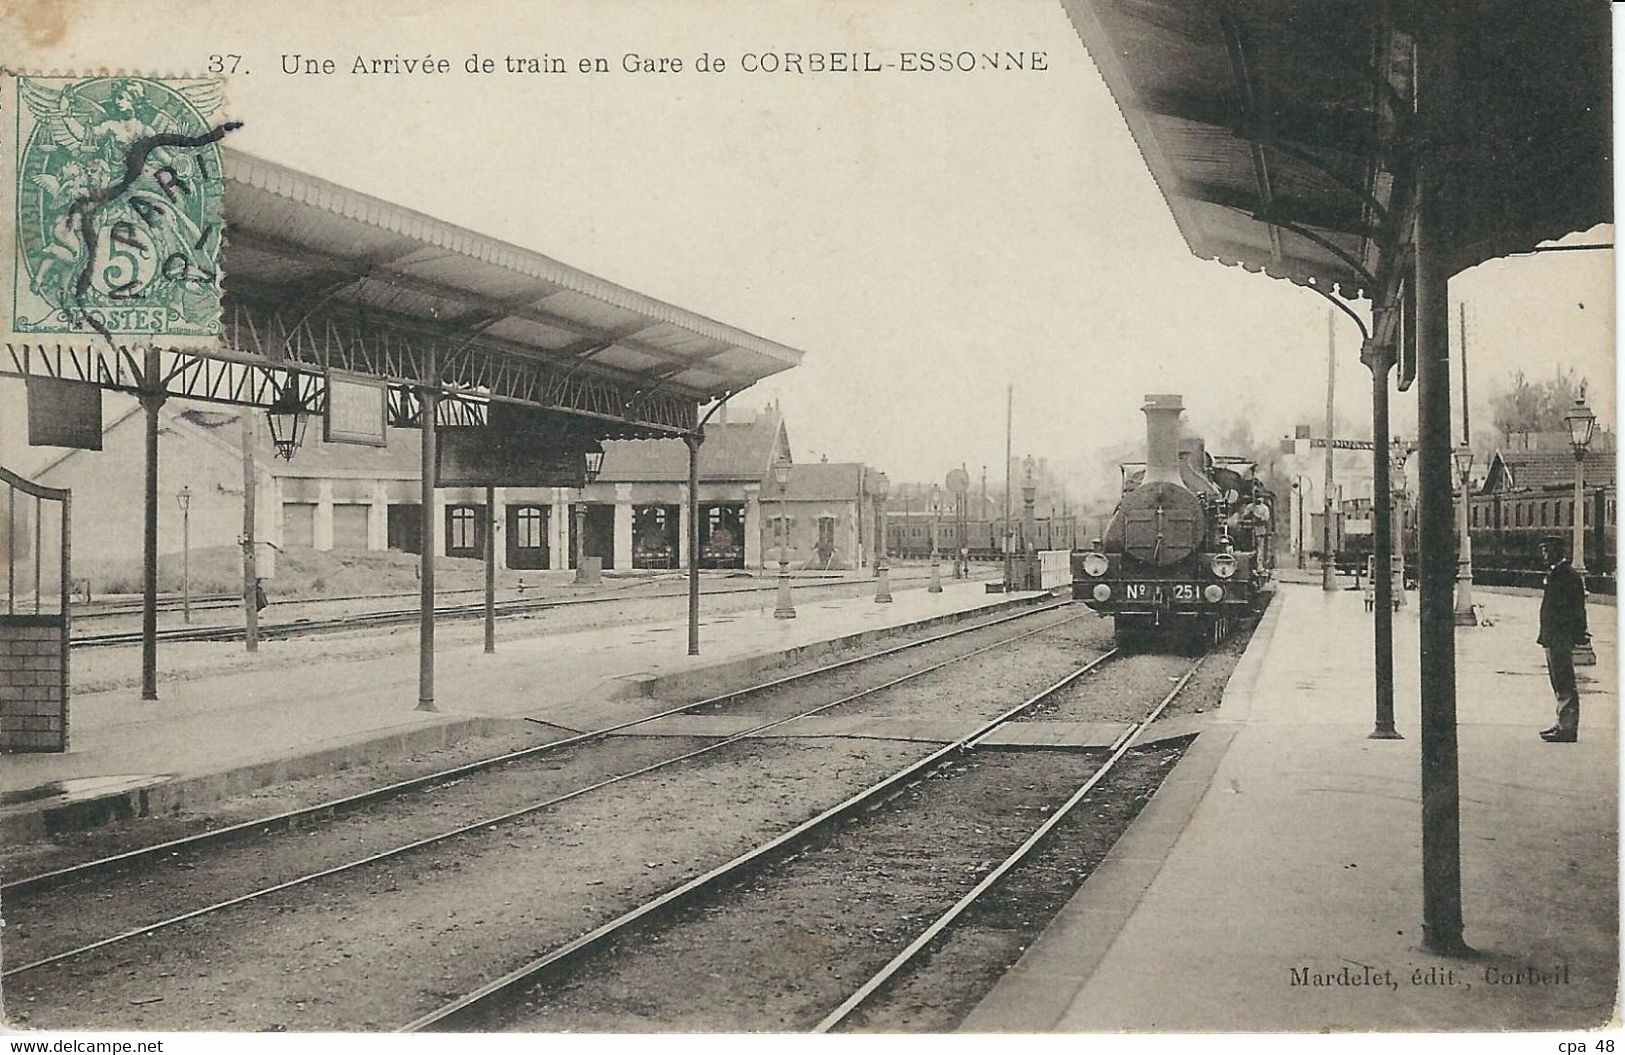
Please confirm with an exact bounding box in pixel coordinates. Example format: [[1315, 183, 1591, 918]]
[[30, 399, 884, 578]]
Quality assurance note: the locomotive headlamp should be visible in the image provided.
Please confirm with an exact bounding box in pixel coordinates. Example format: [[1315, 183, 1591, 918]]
[[1204, 584, 1225, 603], [1081, 552, 1109, 577], [1091, 584, 1112, 603], [1210, 553, 1237, 579]]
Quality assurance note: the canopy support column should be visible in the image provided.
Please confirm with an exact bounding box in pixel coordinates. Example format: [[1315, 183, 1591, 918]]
[[1364, 342, 1401, 740], [418, 358, 439, 713], [686, 432, 703, 656], [139, 374, 165, 702], [484, 484, 496, 655], [1414, 10, 1466, 954]]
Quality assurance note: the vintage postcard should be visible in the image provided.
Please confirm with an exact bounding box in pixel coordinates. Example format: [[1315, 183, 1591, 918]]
[[0, 0, 1614, 1049]]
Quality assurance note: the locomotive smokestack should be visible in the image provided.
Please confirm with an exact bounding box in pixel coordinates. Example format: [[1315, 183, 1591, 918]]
[[1142, 394, 1185, 484]]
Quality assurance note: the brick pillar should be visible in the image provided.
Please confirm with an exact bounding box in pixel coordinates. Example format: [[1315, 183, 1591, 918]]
[[0, 621, 66, 751], [314, 479, 335, 551], [678, 484, 692, 567], [260, 472, 279, 579], [431, 485, 447, 558], [550, 487, 568, 571], [743, 484, 762, 571], [614, 483, 634, 571], [368, 481, 389, 551], [492, 487, 508, 571]]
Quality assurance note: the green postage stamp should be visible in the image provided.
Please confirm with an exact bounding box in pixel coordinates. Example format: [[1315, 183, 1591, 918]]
[[2, 74, 235, 347]]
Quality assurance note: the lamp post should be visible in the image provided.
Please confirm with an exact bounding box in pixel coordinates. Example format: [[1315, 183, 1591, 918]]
[[574, 446, 605, 585], [1565, 393, 1596, 664], [175, 486, 192, 623], [1391, 441, 1408, 608], [772, 454, 796, 618], [929, 484, 943, 594], [872, 472, 892, 603], [1292, 476, 1309, 570], [1453, 445, 1476, 626]]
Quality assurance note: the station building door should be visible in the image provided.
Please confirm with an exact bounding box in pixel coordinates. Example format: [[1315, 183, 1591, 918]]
[[507, 503, 550, 570], [700, 502, 745, 569], [567, 504, 616, 570], [388, 504, 421, 555], [633, 504, 679, 569]]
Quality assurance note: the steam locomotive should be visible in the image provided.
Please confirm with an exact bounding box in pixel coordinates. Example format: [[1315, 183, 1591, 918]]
[[1072, 394, 1274, 646]]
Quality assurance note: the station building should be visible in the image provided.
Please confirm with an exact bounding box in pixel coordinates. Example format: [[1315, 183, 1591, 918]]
[[30, 397, 884, 580]]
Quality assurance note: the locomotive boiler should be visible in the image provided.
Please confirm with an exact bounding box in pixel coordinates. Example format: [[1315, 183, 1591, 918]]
[[1073, 394, 1273, 646]]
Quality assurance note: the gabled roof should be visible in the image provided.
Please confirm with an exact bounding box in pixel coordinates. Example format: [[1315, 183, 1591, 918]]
[[598, 409, 787, 483], [779, 462, 866, 501], [1483, 448, 1615, 494]]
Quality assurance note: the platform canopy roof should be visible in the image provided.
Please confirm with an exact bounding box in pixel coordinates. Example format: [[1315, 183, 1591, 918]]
[[1059, 0, 1611, 305], [215, 150, 803, 436]]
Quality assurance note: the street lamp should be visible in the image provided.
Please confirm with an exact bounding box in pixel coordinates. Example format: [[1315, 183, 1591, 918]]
[[265, 382, 309, 461], [1291, 476, 1309, 570], [1390, 440, 1409, 606], [175, 486, 192, 623], [929, 484, 943, 594], [772, 454, 796, 618], [1453, 444, 1476, 626], [1564, 393, 1596, 664], [872, 471, 892, 604], [574, 444, 604, 585]]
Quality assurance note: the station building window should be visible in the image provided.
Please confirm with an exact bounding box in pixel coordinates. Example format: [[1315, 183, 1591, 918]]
[[445, 504, 484, 558]]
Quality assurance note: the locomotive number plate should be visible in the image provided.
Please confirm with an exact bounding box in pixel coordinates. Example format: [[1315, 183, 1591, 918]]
[[1123, 583, 1199, 602]]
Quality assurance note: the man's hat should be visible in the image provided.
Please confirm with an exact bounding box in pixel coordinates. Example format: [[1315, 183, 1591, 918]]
[[1539, 535, 1566, 548]]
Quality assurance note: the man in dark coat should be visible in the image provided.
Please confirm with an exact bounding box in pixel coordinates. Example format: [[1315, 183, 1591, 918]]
[[1537, 537, 1589, 742]]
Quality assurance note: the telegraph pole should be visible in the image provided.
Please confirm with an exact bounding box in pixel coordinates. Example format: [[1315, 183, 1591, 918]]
[[241, 411, 259, 653], [1003, 386, 1013, 591]]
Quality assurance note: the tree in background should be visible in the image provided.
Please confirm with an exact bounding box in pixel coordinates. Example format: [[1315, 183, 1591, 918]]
[[1489, 367, 1587, 447]]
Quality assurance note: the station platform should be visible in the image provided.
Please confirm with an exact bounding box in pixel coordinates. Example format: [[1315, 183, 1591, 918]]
[[1, 578, 1049, 840], [965, 580, 1618, 1033]]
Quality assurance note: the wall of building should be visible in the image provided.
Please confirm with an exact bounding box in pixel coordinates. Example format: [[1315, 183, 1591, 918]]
[[33, 410, 278, 579], [761, 498, 867, 571]]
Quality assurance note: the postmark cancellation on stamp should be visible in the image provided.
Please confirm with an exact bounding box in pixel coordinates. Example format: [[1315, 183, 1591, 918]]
[[2, 73, 234, 348]]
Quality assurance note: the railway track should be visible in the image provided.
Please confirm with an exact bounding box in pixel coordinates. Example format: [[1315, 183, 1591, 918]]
[[3, 601, 1087, 995], [68, 568, 971, 647], [403, 650, 1203, 1032]]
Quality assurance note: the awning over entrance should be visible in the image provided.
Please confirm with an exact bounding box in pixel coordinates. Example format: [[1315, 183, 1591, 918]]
[[1059, 0, 1611, 303]]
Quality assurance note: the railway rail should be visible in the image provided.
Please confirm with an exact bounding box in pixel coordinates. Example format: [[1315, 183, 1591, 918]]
[[3, 601, 1082, 986], [69, 567, 978, 648], [402, 646, 1200, 1032], [814, 658, 1202, 1030]]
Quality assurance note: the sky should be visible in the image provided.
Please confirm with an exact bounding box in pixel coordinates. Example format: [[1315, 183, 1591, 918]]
[[0, 0, 1615, 500]]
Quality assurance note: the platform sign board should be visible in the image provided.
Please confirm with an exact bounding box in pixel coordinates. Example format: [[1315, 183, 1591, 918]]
[[26, 377, 101, 450], [325, 372, 388, 447], [437, 403, 590, 488]]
